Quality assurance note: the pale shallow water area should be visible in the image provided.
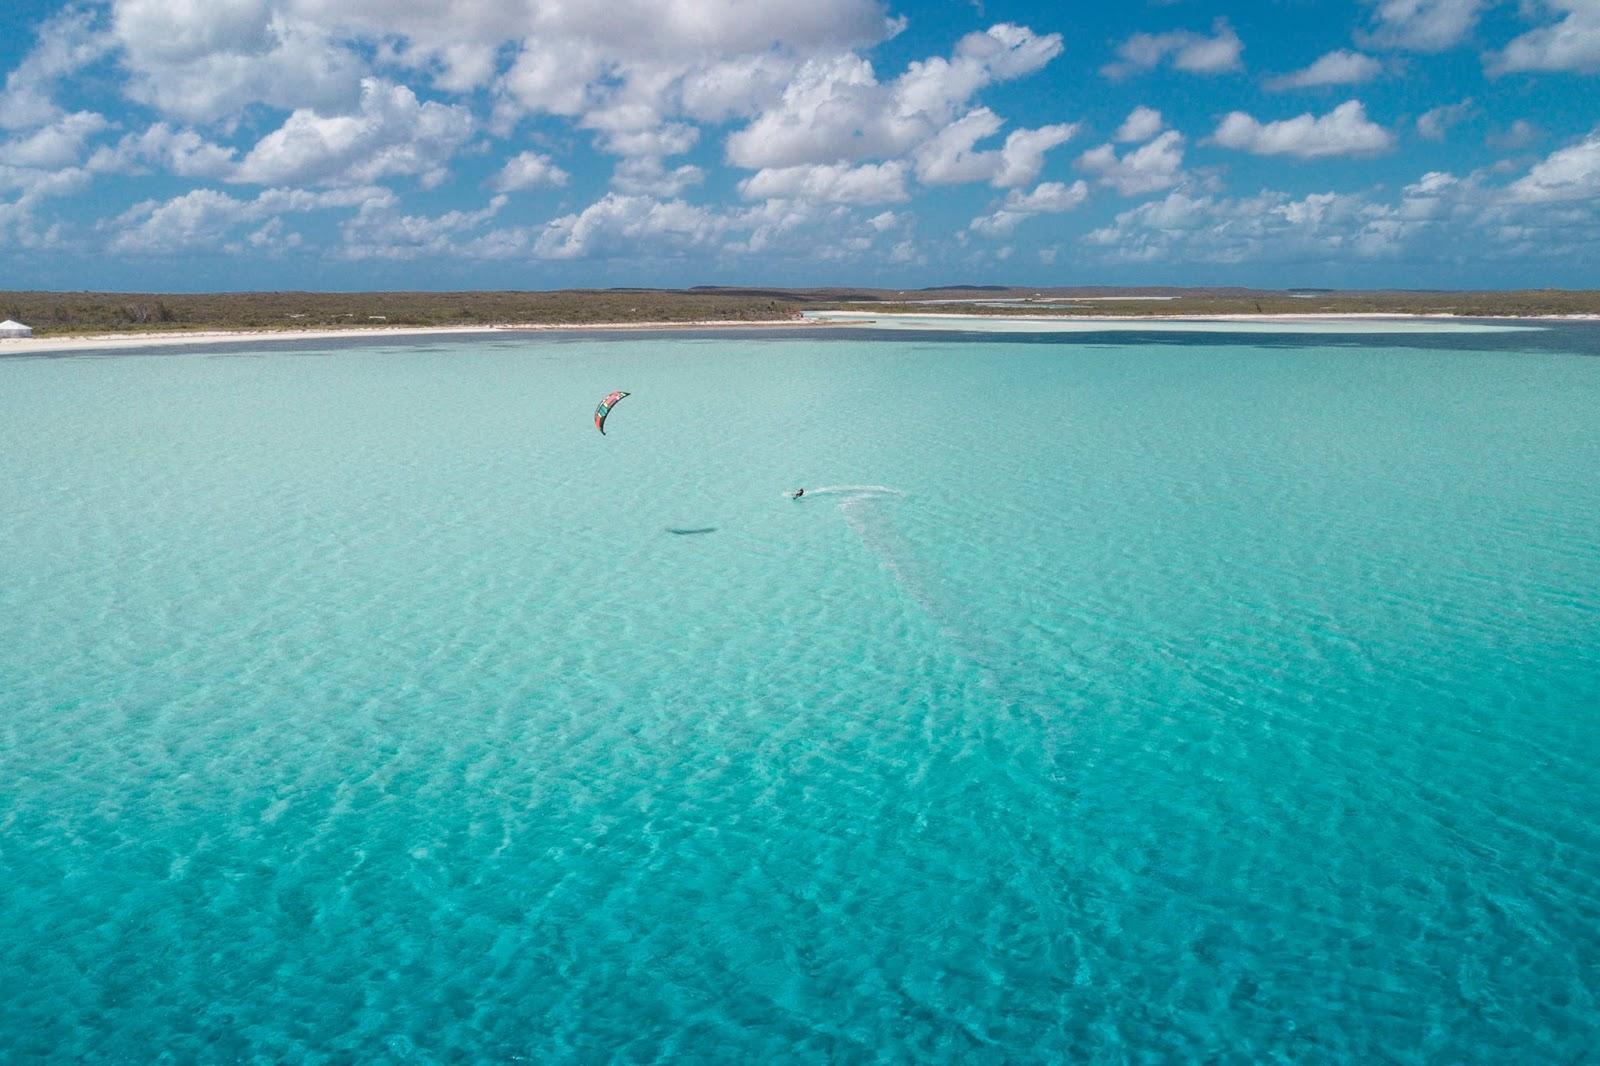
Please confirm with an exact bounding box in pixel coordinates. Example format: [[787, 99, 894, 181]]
[[3, 325, 1599, 1061]]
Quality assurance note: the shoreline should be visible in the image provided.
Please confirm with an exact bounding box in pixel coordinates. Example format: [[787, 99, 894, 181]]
[[0, 319, 837, 355], [3, 311, 1597, 354]]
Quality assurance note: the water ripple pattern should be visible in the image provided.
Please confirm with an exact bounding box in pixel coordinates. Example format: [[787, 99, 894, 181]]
[[2, 329, 1599, 1062]]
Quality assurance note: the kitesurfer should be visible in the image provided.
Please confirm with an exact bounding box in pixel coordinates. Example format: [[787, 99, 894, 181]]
[[790, 488, 805, 499]]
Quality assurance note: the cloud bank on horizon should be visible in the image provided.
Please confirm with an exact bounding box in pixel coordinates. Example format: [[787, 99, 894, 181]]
[[0, 0, 1597, 290]]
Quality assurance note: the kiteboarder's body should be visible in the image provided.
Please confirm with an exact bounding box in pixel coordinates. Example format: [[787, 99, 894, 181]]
[[790, 488, 804, 499]]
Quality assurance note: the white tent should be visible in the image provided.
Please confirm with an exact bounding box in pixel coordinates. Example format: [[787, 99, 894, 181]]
[[0, 320, 32, 338]]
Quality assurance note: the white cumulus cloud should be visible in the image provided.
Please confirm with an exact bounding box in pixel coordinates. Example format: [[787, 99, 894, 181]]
[[1490, 0, 1600, 74], [991, 123, 1078, 188], [1265, 50, 1384, 90], [232, 78, 474, 187], [489, 0, 901, 157], [969, 179, 1088, 236], [914, 108, 1006, 185], [0, 161, 91, 206], [581, 110, 699, 159], [491, 151, 569, 193], [1006, 181, 1090, 213], [1083, 187, 1385, 264], [87, 122, 239, 178], [3, 1, 1086, 262], [533, 193, 729, 259], [1357, 0, 1488, 52], [738, 161, 909, 204], [101, 0, 904, 172], [678, 53, 807, 124], [912, 108, 1076, 188], [0, 111, 108, 169], [611, 157, 704, 197], [1211, 100, 1394, 159], [111, 0, 367, 123], [1507, 129, 1600, 202], [1077, 130, 1186, 196], [725, 23, 1062, 170], [338, 194, 506, 259], [1487, 119, 1542, 150], [0, 5, 113, 131], [1417, 98, 1474, 140], [108, 184, 394, 253], [1102, 19, 1244, 78], [1114, 106, 1164, 144], [1078, 154, 1600, 270]]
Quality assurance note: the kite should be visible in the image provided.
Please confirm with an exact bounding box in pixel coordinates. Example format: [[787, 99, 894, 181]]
[[594, 390, 630, 434]]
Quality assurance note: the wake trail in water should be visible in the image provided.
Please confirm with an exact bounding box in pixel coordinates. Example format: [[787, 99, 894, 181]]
[[781, 484, 906, 500], [837, 495, 1001, 673], [835, 492, 1072, 779]]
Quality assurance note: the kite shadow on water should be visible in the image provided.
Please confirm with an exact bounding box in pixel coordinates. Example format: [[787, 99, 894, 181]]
[[666, 527, 718, 535]]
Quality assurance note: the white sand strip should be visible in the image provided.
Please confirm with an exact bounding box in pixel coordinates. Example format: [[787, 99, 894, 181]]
[[802, 311, 1551, 334], [0, 319, 841, 356]]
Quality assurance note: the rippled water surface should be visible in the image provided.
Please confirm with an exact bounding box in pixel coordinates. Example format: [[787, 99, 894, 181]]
[[3, 327, 1599, 1061]]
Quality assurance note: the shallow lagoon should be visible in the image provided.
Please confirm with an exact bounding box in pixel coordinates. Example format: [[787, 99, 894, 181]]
[[3, 325, 1598, 1061]]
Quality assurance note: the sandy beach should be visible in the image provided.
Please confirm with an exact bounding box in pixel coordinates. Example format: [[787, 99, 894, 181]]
[[0, 319, 846, 356]]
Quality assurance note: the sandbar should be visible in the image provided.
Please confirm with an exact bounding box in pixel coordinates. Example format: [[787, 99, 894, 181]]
[[801, 311, 1554, 334]]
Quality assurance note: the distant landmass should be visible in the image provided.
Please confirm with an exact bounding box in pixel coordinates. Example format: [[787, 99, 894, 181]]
[[3, 287, 1597, 336]]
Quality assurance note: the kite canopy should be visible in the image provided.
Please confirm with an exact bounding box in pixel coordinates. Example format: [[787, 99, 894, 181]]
[[594, 390, 630, 434]]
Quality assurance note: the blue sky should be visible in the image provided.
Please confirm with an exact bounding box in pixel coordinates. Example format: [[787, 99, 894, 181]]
[[1, 0, 1597, 291]]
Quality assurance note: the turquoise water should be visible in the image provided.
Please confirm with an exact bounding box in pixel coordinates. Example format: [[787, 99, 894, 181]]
[[3, 327, 1598, 1062]]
